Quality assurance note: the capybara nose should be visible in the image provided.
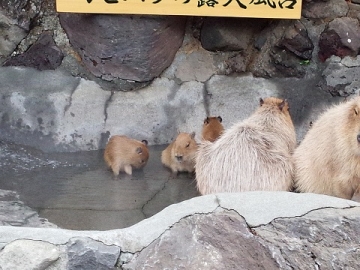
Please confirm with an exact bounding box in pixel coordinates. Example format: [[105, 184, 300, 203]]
[[176, 155, 183, 161], [357, 134, 360, 143]]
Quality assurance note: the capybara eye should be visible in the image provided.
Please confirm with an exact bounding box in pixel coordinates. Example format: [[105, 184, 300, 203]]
[[357, 134, 360, 143], [186, 143, 190, 148]]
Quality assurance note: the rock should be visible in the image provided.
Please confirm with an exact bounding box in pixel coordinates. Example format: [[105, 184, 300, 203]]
[[3, 32, 64, 70], [67, 238, 120, 270], [321, 55, 360, 96], [126, 212, 279, 269], [104, 78, 206, 145], [318, 17, 360, 62], [59, 14, 186, 83], [200, 17, 268, 51], [302, 0, 348, 19], [0, 189, 57, 228], [0, 0, 42, 30], [0, 192, 359, 269], [0, 239, 60, 270], [278, 20, 314, 60], [0, 67, 81, 152], [0, 10, 28, 62], [250, 20, 310, 78], [256, 207, 360, 269]]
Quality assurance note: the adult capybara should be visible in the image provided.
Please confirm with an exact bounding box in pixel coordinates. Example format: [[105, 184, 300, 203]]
[[161, 132, 198, 174], [294, 96, 360, 199], [196, 97, 296, 195], [202, 116, 224, 142], [104, 135, 149, 176]]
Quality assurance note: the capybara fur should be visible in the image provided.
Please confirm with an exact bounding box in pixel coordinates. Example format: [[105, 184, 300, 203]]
[[294, 96, 360, 199], [196, 97, 296, 195], [161, 132, 198, 174], [202, 116, 224, 142], [104, 135, 149, 176]]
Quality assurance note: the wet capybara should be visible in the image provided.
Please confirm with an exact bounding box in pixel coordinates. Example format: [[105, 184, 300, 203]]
[[202, 116, 224, 142], [196, 97, 296, 195], [161, 132, 198, 174], [294, 96, 360, 199], [104, 135, 149, 176]]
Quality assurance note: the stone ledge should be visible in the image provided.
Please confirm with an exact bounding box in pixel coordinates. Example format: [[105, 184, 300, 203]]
[[0, 192, 359, 269], [1, 192, 359, 249]]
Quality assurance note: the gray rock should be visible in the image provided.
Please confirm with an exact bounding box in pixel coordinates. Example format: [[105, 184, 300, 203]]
[[0, 10, 28, 61], [0, 67, 81, 152], [278, 20, 314, 60], [0, 189, 56, 228], [0, 0, 41, 30], [200, 17, 268, 51], [124, 194, 360, 269], [302, 0, 348, 19], [0, 192, 359, 269], [251, 20, 309, 78], [126, 212, 279, 269], [255, 207, 360, 269], [67, 238, 120, 270], [3, 32, 64, 70], [319, 17, 360, 62], [59, 14, 186, 83], [0, 239, 60, 270], [322, 55, 360, 96], [104, 78, 206, 145]]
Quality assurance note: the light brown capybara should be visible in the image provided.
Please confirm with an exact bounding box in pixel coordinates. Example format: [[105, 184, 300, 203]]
[[293, 96, 360, 199], [196, 97, 296, 195], [202, 116, 224, 142], [161, 132, 198, 174], [104, 135, 149, 176]]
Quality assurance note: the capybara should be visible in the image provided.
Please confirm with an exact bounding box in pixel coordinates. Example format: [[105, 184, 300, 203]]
[[104, 135, 149, 176], [196, 97, 296, 195], [161, 132, 198, 174], [293, 96, 360, 199], [202, 116, 224, 142]]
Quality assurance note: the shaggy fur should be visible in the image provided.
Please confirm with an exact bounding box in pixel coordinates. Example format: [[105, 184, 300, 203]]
[[161, 132, 198, 174], [294, 96, 360, 199], [195, 97, 296, 195], [104, 135, 149, 176], [201, 116, 224, 142]]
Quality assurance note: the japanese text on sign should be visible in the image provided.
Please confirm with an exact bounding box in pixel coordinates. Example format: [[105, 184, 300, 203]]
[[56, 0, 301, 19]]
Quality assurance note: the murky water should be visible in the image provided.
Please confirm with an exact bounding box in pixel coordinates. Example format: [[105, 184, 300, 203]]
[[0, 141, 200, 230]]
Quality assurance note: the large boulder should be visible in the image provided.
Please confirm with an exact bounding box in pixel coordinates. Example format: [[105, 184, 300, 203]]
[[59, 14, 187, 83]]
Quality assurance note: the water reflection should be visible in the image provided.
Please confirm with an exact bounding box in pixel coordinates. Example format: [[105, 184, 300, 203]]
[[0, 141, 200, 230]]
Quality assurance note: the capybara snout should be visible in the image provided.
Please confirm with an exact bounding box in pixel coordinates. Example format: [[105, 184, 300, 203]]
[[161, 132, 198, 174]]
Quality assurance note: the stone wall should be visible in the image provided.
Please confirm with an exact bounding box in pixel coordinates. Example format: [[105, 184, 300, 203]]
[[0, 0, 359, 151]]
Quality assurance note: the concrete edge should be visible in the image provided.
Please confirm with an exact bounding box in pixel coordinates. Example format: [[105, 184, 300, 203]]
[[0, 192, 359, 252]]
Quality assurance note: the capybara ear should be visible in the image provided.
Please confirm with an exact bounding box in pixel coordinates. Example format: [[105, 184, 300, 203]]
[[141, 140, 148, 146], [278, 99, 287, 111], [190, 132, 196, 139], [136, 147, 143, 154], [259, 98, 264, 106], [217, 116, 222, 123], [204, 117, 210, 124]]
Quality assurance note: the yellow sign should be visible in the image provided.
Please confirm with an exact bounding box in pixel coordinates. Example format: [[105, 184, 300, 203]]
[[56, 0, 302, 19]]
